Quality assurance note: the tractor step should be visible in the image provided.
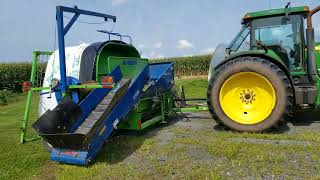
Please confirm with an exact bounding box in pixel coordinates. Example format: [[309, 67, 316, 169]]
[[294, 85, 317, 105]]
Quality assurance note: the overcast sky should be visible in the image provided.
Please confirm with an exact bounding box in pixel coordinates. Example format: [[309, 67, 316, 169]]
[[0, 0, 319, 62]]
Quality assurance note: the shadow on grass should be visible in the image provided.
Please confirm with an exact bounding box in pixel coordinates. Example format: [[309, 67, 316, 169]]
[[212, 124, 291, 133], [94, 113, 186, 165], [291, 111, 320, 126], [212, 110, 320, 134], [91, 110, 320, 165]]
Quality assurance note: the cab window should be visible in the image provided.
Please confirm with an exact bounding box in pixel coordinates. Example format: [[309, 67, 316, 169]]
[[251, 15, 304, 70]]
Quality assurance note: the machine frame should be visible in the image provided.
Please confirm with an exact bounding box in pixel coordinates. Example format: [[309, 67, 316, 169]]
[[56, 6, 116, 95]]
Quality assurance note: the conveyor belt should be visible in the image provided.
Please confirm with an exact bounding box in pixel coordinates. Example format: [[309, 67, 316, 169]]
[[75, 79, 131, 145]]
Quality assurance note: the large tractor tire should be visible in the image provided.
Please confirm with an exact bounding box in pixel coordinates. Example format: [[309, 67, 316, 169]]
[[207, 56, 293, 132]]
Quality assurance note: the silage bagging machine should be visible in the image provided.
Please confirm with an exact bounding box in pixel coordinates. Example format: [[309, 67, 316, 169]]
[[20, 6, 206, 165]]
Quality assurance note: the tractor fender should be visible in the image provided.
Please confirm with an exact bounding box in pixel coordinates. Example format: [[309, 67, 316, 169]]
[[214, 50, 290, 79]]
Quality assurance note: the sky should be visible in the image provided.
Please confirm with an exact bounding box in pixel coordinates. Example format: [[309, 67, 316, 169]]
[[0, 0, 319, 62]]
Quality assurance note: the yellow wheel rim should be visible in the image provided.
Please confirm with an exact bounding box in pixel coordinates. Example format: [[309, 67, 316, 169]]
[[219, 72, 276, 125]]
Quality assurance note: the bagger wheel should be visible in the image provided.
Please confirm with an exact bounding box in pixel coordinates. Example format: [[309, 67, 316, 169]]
[[207, 56, 293, 132]]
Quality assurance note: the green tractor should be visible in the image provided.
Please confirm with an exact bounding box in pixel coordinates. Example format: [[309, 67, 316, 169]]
[[207, 5, 320, 132]]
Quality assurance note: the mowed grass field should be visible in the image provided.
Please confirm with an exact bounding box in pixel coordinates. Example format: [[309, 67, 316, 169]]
[[1, 78, 320, 179]]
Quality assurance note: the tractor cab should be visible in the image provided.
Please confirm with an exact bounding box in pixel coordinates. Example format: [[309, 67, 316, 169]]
[[227, 6, 310, 73]]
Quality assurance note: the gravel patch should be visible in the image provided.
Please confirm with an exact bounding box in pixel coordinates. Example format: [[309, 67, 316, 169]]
[[228, 137, 313, 146]]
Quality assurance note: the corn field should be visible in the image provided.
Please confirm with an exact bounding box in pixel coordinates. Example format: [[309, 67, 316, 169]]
[[150, 54, 211, 77], [0, 54, 211, 92], [0, 63, 46, 92]]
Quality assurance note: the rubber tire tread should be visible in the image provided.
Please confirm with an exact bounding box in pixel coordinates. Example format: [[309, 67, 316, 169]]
[[207, 56, 293, 132]]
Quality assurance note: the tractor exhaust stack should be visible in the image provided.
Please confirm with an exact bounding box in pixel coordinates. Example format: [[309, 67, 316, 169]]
[[306, 5, 320, 82]]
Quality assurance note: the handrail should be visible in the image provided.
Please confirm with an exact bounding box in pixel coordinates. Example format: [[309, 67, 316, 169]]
[[97, 30, 133, 44]]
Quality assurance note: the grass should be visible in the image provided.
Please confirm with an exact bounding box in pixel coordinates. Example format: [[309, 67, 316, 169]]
[[175, 77, 208, 98], [1, 77, 320, 179], [0, 94, 50, 179]]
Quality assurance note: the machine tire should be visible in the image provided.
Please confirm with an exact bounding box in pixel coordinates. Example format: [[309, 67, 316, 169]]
[[207, 56, 293, 132]]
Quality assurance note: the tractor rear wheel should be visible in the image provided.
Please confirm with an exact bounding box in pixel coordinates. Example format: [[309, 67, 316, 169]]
[[207, 56, 293, 132]]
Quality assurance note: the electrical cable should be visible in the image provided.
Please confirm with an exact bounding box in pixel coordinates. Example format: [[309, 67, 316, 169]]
[[63, 15, 108, 25], [63, 15, 116, 33]]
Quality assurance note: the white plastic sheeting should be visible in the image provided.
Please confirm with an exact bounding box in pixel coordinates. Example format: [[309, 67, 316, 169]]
[[39, 43, 89, 116]]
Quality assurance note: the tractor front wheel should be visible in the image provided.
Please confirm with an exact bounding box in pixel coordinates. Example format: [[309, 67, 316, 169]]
[[207, 56, 293, 132]]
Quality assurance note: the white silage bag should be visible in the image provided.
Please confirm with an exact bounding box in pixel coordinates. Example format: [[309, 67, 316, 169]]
[[38, 43, 89, 116]]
